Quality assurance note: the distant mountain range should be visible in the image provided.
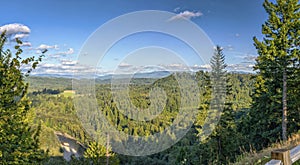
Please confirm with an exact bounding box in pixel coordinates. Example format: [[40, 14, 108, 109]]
[[31, 71, 172, 79], [31, 70, 253, 79], [97, 71, 171, 80]]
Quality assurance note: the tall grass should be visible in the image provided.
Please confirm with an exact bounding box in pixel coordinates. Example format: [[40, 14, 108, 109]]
[[234, 133, 300, 164]]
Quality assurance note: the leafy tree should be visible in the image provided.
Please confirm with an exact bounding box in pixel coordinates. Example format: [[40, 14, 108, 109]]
[[0, 32, 46, 164], [250, 0, 300, 144]]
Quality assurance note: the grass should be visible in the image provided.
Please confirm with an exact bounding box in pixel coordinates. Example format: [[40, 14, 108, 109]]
[[234, 133, 300, 164], [61, 90, 75, 97]]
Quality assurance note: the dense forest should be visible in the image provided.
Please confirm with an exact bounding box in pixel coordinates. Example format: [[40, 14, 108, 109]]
[[25, 69, 254, 164], [0, 0, 299, 164]]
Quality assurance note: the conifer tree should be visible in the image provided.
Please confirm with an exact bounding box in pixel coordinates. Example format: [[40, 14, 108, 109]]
[[0, 32, 46, 164], [251, 0, 299, 143], [196, 46, 239, 163], [84, 141, 119, 165], [210, 46, 238, 163]]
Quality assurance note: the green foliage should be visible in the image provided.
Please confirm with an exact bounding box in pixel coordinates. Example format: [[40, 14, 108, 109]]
[[84, 141, 106, 161], [30, 94, 90, 143], [245, 0, 300, 149], [26, 76, 72, 92], [0, 32, 47, 164], [38, 125, 62, 156], [27, 70, 254, 164], [3, 1, 297, 164], [195, 46, 243, 164], [114, 46, 252, 165], [83, 141, 119, 165]]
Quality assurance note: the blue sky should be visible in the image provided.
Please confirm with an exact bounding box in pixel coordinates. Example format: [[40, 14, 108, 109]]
[[0, 0, 270, 75]]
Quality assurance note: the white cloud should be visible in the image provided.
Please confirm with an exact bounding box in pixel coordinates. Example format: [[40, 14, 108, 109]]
[[56, 48, 74, 55], [30, 61, 256, 76], [14, 33, 29, 39], [37, 44, 59, 50], [19, 41, 32, 47], [31, 61, 98, 76], [167, 63, 185, 68], [243, 55, 257, 62], [158, 63, 189, 71], [65, 48, 74, 55], [118, 62, 133, 68], [0, 23, 30, 36], [191, 64, 211, 70], [61, 59, 77, 65], [227, 63, 254, 72], [170, 11, 203, 21]]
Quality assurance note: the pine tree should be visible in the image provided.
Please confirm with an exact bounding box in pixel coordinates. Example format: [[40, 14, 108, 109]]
[[84, 142, 107, 164], [251, 0, 300, 144], [196, 46, 240, 163], [84, 141, 119, 165], [198, 46, 226, 140], [0, 32, 46, 164], [210, 46, 239, 163]]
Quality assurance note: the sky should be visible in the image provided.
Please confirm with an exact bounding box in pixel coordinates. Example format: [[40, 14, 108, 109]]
[[0, 0, 271, 75]]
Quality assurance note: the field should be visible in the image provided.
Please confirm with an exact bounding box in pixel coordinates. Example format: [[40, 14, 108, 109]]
[[61, 90, 75, 97]]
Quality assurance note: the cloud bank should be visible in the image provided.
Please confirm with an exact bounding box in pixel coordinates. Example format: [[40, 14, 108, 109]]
[[0, 23, 31, 43], [0, 23, 32, 46], [0, 23, 30, 35]]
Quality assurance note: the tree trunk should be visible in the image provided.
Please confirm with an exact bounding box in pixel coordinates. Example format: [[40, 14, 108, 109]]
[[282, 68, 287, 141], [106, 133, 110, 165], [218, 136, 221, 162]]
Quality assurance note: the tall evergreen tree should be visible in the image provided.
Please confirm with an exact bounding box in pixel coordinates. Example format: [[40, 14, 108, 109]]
[[198, 46, 227, 140], [0, 32, 46, 164], [196, 46, 240, 164], [250, 0, 299, 144]]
